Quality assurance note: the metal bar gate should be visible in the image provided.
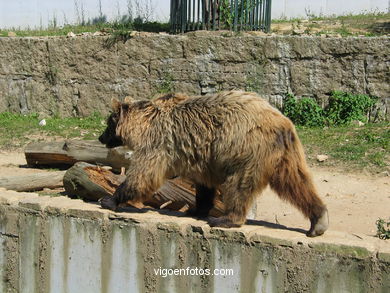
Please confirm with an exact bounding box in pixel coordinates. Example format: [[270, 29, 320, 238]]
[[170, 0, 272, 33]]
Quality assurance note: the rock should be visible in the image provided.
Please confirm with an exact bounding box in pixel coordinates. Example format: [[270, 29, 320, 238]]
[[67, 32, 76, 38], [93, 31, 104, 36], [250, 31, 268, 37], [38, 119, 46, 126], [292, 29, 305, 35], [7, 31, 16, 37], [316, 155, 329, 162], [352, 120, 365, 127]]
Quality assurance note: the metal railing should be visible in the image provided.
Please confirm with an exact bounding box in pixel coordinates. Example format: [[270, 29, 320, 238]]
[[170, 0, 272, 33]]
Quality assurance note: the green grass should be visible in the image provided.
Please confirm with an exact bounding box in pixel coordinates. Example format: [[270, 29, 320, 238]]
[[0, 24, 105, 37], [297, 123, 389, 173], [0, 112, 106, 150], [0, 21, 169, 38], [0, 112, 388, 173], [309, 11, 390, 22]]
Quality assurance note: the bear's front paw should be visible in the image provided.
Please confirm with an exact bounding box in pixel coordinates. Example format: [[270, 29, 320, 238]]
[[100, 196, 118, 211], [186, 208, 209, 218]]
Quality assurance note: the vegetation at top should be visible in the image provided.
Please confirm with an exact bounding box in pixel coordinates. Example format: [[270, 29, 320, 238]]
[[0, 0, 169, 37], [0, 0, 388, 37], [272, 11, 389, 36]]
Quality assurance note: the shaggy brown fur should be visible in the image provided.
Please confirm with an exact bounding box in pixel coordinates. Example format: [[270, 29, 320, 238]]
[[99, 91, 329, 237]]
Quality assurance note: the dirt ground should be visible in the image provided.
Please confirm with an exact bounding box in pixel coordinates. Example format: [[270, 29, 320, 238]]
[[0, 151, 389, 237]]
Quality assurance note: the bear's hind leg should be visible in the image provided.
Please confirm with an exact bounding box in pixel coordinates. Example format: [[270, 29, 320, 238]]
[[187, 184, 216, 218], [269, 158, 329, 237], [209, 177, 261, 228]]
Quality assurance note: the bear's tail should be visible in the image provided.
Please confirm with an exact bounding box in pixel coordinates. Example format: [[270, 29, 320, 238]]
[[269, 127, 328, 236]]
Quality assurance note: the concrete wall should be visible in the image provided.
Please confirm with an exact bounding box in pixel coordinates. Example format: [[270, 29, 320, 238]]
[[0, 33, 389, 119], [0, 189, 389, 293]]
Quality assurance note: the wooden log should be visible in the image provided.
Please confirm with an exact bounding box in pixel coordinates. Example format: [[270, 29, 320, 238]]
[[63, 162, 224, 216], [0, 171, 66, 192], [25, 140, 132, 171], [153, 177, 225, 217], [62, 162, 125, 201]]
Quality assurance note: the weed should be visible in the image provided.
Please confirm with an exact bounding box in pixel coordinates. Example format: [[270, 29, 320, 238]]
[[326, 91, 377, 125], [45, 64, 59, 85], [219, 0, 234, 29], [104, 29, 133, 48], [376, 218, 390, 240], [245, 62, 265, 94], [156, 71, 174, 94], [282, 94, 325, 127], [283, 92, 378, 127]]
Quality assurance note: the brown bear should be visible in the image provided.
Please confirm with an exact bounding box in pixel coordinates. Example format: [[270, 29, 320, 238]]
[[99, 91, 329, 237]]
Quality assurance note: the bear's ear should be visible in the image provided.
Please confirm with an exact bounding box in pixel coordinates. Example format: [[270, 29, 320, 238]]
[[121, 103, 130, 113], [124, 96, 134, 103], [111, 98, 121, 112]]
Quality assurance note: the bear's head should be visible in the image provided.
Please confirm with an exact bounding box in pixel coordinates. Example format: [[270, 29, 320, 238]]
[[99, 98, 124, 148], [99, 96, 154, 149]]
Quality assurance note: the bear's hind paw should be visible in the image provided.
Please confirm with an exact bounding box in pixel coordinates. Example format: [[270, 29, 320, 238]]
[[208, 217, 242, 228]]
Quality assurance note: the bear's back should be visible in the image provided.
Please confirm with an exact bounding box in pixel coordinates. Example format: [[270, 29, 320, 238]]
[[174, 90, 291, 132]]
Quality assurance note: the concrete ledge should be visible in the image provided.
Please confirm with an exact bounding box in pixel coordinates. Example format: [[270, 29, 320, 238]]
[[0, 189, 389, 292]]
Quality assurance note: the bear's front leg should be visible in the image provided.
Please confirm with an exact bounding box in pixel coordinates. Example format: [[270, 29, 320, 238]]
[[100, 181, 128, 211], [100, 159, 166, 211], [100, 196, 119, 211]]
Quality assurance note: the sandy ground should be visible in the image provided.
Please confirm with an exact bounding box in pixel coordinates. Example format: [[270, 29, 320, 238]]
[[257, 169, 390, 236], [0, 151, 389, 237]]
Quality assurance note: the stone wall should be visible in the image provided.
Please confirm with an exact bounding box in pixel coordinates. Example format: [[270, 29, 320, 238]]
[[0, 33, 389, 118], [0, 189, 389, 292]]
